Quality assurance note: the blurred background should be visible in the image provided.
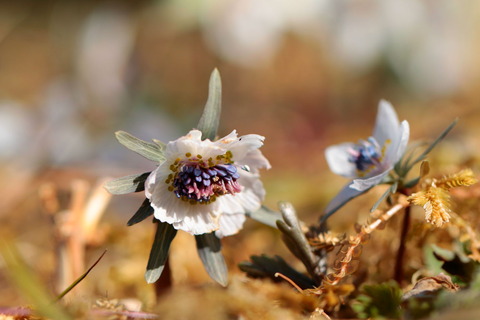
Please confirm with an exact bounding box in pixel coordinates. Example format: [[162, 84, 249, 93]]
[[1, 0, 479, 311]]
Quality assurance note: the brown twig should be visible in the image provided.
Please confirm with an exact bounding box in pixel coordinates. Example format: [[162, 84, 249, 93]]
[[394, 204, 410, 284], [323, 201, 408, 286]]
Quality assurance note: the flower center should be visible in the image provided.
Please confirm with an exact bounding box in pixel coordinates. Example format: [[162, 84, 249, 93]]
[[166, 152, 242, 204], [348, 137, 388, 176]]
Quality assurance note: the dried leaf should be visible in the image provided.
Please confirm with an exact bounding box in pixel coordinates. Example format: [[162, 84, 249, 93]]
[[402, 273, 459, 301]]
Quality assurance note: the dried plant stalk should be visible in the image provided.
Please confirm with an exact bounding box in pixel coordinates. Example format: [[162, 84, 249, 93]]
[[39, 179, 111, 294], [322, 200, 408, 286]]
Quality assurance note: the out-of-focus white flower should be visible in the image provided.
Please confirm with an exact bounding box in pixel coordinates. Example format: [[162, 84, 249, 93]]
[[145, 129, 270, 236], [324, 100, 409, 215]]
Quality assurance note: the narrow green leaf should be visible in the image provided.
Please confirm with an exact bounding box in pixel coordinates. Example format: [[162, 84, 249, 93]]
[[195, 232, 228, 286], [407, 119, 458, 170], [104, 172, 150, 195], [394, 141, 428, 176], [127, 198, 154, 226], [115, 130, 165, 162], [246, 205, 282, 228], [55, 250, 107, 302], [145, 222, 177, 284], [197, 69, 222, 141], [370, 182, 398, 212]]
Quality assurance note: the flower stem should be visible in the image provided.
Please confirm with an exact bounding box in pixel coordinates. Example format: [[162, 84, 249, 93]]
[[394, 203, 411, 284]]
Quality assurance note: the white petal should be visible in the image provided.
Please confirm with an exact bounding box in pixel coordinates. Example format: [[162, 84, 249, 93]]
[[325, 143, 358, 178], [395, 120, 410, 162], [227, 134, 266, 162], [215, 213, 246, 238], [172, 212, 220, 235], [144, 168, 158, 199], [373, 100, 401, 146], [383, 119, 410, 166], [217, 188, 262, 214], [238, 149, 271, 173], [165, 129, 224, 160], [323, 183, 365, 219], [350, 169, 391, 191], [215, 194, 245, 214], [214, 130, 238, 145]]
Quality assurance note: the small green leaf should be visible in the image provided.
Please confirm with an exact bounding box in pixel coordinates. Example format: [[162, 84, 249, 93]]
[[115, 130, 165, 162], [127, 198, 154, 226], [371, 182, 398, 212], [197, 69, 222, 141], [104, 172, 150, 195], [246, 205, 282, 228], [145, 221, 177, 284], [195, 232, 228, 286], [352, 281, 403, 319]]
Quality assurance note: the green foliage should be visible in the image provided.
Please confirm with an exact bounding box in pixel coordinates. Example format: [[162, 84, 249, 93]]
[[127, 198, 154, 226], [145, 221, 177, 284], [104, 172, 150, 195], [352, 281, 403, 319], [432, 244, 477, 285], [276, 202, 320, 282], [197, 69, 222, 141], [195, 232, 228, 287], [395, 119, 457, 179], [115, 130, 166, 162]]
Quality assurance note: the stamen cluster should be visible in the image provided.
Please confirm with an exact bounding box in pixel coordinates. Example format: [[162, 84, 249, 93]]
[[348, 137, 390, 176], [166, 151, 241, 204]]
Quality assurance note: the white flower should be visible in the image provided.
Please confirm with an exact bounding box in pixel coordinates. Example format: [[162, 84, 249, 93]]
[[324, 100, 409, 215], [145, 129, 271, 236]]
